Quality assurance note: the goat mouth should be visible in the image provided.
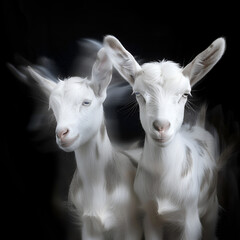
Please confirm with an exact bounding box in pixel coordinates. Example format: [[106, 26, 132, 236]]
[[153, 137, 169, 143], [59, 135, 79, 148], [151, 135, 172, 145]]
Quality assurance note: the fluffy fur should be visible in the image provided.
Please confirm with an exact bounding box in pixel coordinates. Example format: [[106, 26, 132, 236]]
[[104, 35, 226, 240], [18, 48, 143, 240]]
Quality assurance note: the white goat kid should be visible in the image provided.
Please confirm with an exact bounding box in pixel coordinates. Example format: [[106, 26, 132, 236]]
[[104, 36, 226, 240], [27, 49, 142, 240]]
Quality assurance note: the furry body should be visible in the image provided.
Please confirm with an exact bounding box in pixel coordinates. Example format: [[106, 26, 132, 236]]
[[18, 49, 142, 240], [134, 122, 219, 240], [104, 36, 226, 239]]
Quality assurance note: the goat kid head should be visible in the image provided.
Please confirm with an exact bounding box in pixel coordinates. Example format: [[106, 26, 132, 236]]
[[104, 36, 225, 146], [27, 48, 112, 152]]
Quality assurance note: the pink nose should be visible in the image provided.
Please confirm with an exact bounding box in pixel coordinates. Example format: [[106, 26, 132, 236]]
[[153, 119, 170, 133], [56, 128, 69, 140]]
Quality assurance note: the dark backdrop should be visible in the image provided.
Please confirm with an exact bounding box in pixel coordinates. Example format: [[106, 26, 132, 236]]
[[2, 1, 240, 239]]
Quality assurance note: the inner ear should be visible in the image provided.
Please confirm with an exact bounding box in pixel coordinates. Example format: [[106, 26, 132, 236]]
[[91, 48, 112, 97], [104, 35, 142, 86], [183, 37, 226, 87]]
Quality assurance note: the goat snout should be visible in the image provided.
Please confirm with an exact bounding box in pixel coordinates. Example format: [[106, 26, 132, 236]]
[[153, 119, 170, 133], [56, 128, 69, 141]]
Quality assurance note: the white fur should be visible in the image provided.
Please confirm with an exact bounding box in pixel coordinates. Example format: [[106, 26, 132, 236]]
[[27, 48, 142, 240], [104, 35, 226, 240]]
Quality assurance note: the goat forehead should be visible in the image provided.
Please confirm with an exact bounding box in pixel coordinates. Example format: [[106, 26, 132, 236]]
[[51, 77, 93, 102], [135, 61, 190, 94]]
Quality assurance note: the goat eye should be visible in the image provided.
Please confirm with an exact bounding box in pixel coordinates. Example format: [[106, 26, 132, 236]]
[[134, 91, 146, 104], [135, 92, 142, 97], [82, 100, 91, 106], [182, 92, 191, 98], [178, 92, 191, 103]]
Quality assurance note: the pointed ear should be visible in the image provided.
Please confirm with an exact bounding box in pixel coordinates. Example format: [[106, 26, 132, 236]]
[[27, 66, 57, 96], [182, 38, 226, 87], [103, 35, 142, 86], [90, 48, 112, 98], [183, 38, 226, 86]]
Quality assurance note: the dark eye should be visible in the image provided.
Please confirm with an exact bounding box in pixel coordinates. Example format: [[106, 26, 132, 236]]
[[82, 100, 91, 106], [182, 92, 191, 98], [178, 92, 191, 103]]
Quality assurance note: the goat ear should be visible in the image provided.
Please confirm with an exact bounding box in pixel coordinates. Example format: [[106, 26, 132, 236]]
[[28, 66, 57, 96], [103, 35, 142, 86], [91, 48, 112, 98], [183, 38, 226, 87]]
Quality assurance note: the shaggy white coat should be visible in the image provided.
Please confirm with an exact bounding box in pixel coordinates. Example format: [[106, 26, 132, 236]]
[[26, 49, 142, 240], [104, 35, 226, 240]]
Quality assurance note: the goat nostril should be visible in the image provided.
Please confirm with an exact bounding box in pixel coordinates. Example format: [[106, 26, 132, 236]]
[[153, 120, 170, 132], [63, 129, 69, 136], [153, 120, 160, 131], [57, 128, 69, 140]]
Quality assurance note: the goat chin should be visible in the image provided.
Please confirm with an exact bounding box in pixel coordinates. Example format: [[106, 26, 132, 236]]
[[150, 134, 174, 147]]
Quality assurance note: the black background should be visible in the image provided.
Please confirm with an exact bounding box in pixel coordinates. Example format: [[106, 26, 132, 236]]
[[2, 1, 240, 239]]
